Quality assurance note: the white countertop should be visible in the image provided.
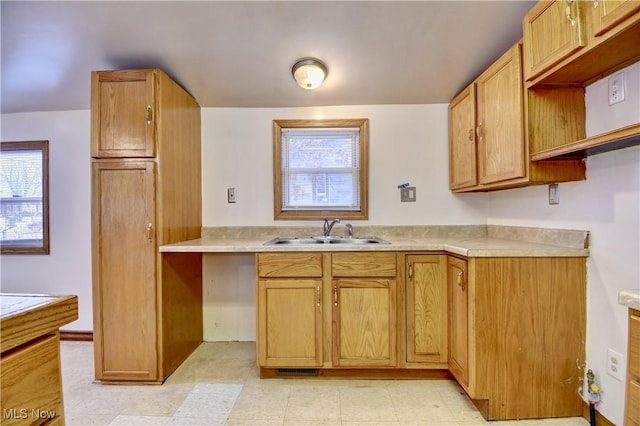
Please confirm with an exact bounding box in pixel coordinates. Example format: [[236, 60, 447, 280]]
[[160, 235, 589, 257], [619, 290, 640, 310]]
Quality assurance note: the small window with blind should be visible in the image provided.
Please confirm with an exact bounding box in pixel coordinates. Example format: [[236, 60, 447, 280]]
[[273, 119, 368, 220], [0, 140, 50, 254]]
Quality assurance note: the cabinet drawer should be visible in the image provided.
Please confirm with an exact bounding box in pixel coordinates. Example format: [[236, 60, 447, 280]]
[[257, 253, 323, 277], [332, 252, 396, 277], [1, 334, 63, 425]]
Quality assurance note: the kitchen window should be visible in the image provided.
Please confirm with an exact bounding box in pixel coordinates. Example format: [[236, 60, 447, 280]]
[[273, 119, 369, 220], [0, 140, 49, 254]]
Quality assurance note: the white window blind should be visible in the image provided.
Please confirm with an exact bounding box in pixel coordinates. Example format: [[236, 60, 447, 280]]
[[281, 127, 360, 211]]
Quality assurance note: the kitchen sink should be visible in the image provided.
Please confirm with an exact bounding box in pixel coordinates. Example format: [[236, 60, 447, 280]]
[[263, 236, 390, 245]]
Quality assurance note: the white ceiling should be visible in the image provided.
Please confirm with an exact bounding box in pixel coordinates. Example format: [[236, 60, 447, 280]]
[[1, 1, 536, 114]]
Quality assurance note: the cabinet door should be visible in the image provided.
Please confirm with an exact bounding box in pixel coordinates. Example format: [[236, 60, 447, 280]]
[[523, 0, 587, 81], [257, 279, 323, 367], [91, 70, 156, 158], [332, 278, 397, 367], [449, 84, 477, 190], [476, 44, 525, 185], [448, 256, 468, 389], [406, 255, 447, 364], [92, 160, 158, 381], [592, 0, 640, 36]]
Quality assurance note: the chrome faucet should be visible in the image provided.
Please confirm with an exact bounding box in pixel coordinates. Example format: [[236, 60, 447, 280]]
[[323, 218, 341, 237], [345, 223, 353, 237]]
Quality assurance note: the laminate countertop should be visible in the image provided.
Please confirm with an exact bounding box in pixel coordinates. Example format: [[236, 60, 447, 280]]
[[160, 225, 590, 258], [619, 290, 640, 310], [0, 293, 78, 353]]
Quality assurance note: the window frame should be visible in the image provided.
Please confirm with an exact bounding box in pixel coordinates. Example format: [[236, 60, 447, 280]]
[[0, 140, 50, 254], [273, 118, 369, 220]]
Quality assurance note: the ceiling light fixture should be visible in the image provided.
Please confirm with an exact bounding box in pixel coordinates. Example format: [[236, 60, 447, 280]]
[[292, 58, 327, 90]]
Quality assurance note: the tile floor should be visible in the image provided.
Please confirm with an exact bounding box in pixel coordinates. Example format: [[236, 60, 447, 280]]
[[60, 341, 589, 426]]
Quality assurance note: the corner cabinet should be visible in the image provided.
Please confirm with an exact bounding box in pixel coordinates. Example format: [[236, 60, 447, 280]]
[[451, 256, 586, 420], [447, 256, 468, 389], [91, 69, 202, 382], [448, 42, 585, 193]]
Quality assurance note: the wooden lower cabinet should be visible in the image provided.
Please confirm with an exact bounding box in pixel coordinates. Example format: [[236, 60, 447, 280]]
[[332, 277, 397, 367], [459, 256, 586, 420], [406, 254, 448, 365], [257, 278, 323, 367], [448, 256, 468, 388], [625, 308, 640, 426]]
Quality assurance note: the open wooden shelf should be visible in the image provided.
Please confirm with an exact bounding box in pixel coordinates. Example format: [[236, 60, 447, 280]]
[[531, 123, 640, 161]]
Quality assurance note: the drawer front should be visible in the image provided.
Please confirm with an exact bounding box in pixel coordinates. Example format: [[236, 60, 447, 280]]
[[332, 252, 397, 277], [257, 253, 323, 277], [1, 333, 64, 425]]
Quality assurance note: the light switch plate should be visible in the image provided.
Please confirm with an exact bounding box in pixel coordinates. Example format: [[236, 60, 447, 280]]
[[548, 183, 559, 205], [401, 186, 416, 202]]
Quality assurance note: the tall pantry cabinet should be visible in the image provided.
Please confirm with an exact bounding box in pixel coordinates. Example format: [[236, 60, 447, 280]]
[[91, 69, 203, 382]]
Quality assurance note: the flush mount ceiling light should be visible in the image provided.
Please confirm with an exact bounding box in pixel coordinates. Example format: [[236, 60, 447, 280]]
[[292, 58, 327, 90]]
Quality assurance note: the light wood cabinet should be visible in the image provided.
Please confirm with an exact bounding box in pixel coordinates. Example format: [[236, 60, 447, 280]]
[[332, 252, 397, 367], [449, 84, 477, 190], [256, 252, 398, 369], [476, 44, 525, 185], [625, 308, 640, 426], [448, 43, 585, 192], [1, 294, 78, 426], [592, 0, 640, 36], [523, 0, 587, 82], [457, 256, 586, 420], [447, 256, 468, 389], [256, 253, 323, 367], [405, 254, 447, 365], [91, 69, 202, 383]]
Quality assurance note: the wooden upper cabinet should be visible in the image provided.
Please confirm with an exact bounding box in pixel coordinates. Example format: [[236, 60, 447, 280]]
[[448, 84, 477, 190], [476, 44, 525, 185], [91, 70, 156, 158], [523, 0, 587, 81], [592, 0, 640, 36]]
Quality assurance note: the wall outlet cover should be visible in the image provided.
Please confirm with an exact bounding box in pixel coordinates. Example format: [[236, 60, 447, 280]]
[[608, 71, 626, 105], [606, 348, 624, 381]]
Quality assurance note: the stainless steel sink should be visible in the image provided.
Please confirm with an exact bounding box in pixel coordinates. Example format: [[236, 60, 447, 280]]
[[263, 236, 390, 245]]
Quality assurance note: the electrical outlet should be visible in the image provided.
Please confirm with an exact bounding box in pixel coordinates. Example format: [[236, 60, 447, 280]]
[[608, 71, 626, 105], [548, 183, 559, 205], [606, 348, 624, 381], [227, 187, 236, 203]]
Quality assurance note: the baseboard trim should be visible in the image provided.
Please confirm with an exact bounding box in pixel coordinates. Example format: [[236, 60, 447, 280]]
[[60, 330, 93, 341], [582, 402, 615, 426]]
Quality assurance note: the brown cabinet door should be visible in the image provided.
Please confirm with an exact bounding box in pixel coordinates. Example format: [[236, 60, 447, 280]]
[[92, 160, 158, 381], [406, 254, 447, 364], [476, 44, 525, 185], [257, 279, 323, 367], [91, 70, 156, 158], [448, 256, 468, 389], [523, 0, 587, 81], [332, 278, 397, 367], [449, 84, 477, 190], [592, 0, 640, 36]]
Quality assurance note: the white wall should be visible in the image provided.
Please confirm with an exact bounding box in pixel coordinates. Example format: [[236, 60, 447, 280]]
[[486, 62, 640, 426], [202, 105, 489, 226], [1, 110, 92, 330]]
